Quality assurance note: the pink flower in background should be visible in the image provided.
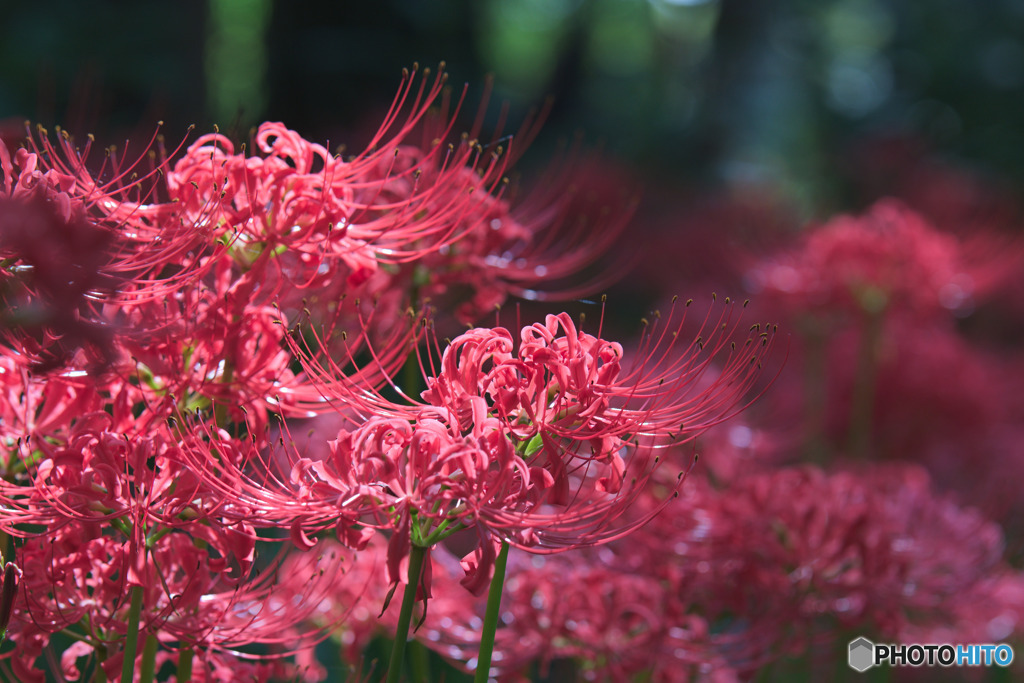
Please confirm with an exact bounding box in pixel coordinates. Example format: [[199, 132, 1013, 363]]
[[406, 458, 1021, 681], [747, 199, 1019, 320]]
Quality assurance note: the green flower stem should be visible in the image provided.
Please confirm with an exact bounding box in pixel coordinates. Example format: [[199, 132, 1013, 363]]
[[110, 517, 133, 539], [422, 519, 464, 547], [474, 540, 510, 683], [408, 640, 430, 682], [177, 648, 194, 681], [800, 317, 828, 461], [139, 633, 158, 683], [121, 584, 145, 683], [93, 634, 108, 683], [847, 307, 884, 458], [386, 543, 428, 683]]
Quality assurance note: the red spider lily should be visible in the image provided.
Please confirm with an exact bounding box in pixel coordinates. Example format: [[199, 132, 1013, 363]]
[[741, 197, 1024, 462], [626, 461, 1010, 673], [184, 298, 776, 603], [0, 419, 205, 543], [294, 296, 777, 434], [747, 198, 1021, 321], [162, 64, 626, 337], [115, 277, 301, 434], [6, 519, 353, 681], [0, 146, 117, 367], [0, 124, 215, 370], [0, 65, 795, 681]]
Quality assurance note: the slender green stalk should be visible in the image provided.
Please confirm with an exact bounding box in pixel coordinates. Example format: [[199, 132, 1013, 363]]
[[408, 640, 430, 682], [177, 647, 194, 681], [847, 308, 883, 458], [386, 544, 428, 683], [139, 633, 158, 683], [474, 541, 510, 683], [121, 585, 145, 682], [93, 640, 108, 682]]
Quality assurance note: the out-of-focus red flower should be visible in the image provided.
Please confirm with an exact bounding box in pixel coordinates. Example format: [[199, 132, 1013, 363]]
[[0, 141, 117, 367], [747, 199, 1020, 321], [411, 460, 1018, 680]]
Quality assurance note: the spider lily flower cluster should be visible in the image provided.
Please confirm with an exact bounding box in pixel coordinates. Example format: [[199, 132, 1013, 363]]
[[193, 301, 775, 599], [5, 60, 1016, 683], [0, 64, 774, 681]]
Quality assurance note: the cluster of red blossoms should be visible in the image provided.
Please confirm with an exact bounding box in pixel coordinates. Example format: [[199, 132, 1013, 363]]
[[2, 63, 1022, 683], [0, 65, 777, 681]]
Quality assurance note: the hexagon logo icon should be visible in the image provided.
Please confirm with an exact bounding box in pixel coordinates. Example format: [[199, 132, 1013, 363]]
[[849, 637, 875, 672]]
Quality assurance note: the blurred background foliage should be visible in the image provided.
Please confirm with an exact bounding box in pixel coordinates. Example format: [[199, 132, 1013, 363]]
[[2, 0, 1024, 228]]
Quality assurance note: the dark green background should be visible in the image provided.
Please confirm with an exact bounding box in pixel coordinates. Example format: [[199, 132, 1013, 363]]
[[3, 0, 1024, 219]]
